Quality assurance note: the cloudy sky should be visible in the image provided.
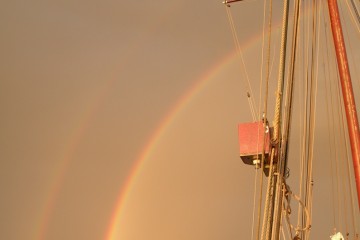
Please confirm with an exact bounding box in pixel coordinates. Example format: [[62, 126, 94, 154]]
[[0, 1, 359, 240]]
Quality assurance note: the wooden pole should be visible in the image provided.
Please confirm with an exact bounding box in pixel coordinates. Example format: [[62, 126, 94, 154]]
[[327, 0, 360, 210]]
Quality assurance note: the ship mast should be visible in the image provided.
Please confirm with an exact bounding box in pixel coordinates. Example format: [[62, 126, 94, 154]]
[[327, 0, 360, 210], [226, 0, 360, 238], [262, 0, 290, 239]]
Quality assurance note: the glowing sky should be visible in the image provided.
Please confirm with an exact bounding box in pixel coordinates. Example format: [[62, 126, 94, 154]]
[[0, 1, 359, 240]]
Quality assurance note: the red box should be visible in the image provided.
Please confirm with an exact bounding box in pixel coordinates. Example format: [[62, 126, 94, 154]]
[[238, 121, 271, 165]]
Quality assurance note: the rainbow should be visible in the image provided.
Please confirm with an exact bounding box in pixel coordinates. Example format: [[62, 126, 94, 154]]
[[34, 79, 117, 240], [35, 7, 285, 238], [33, 3, 186, 239], [104, 30, 268, 239], [104, 51, 234, 240]]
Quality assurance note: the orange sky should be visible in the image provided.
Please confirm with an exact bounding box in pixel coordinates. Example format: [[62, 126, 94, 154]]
[[0, 1, 359, 240]]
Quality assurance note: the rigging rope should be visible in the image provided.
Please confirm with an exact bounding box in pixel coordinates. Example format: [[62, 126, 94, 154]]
[[225, 6, 257, 121], [305, 3, 322, 238], [260, 0, 290, 239], [299, 1, 313, 237], [251, 169, 259, 240], [339, 104, 351, 238], [296, 0, 307, 233], [255, 0, 273, 239], [337, 67, 359, 235], [345, 0, 360, 34], [260, 148, 276, 240], [281, 0, 301, 180], [285, 191, 312, 233], [270, 0, 290, 238], [271, 0, 289, 144], [340, 101, 359, 237], [340, 0, 360, 97], [334, 62, 352, 237], [323, 16, 337, 230], [334, 69, 349, 236], [331, 59, 342, 232]]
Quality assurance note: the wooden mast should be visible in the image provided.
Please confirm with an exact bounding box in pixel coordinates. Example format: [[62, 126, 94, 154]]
[[327, 0, 360, 210]]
